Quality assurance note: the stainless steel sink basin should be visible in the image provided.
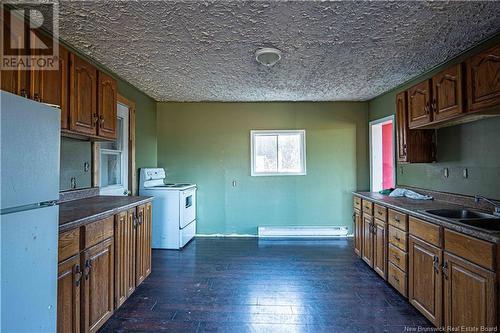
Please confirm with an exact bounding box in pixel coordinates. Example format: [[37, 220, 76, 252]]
[[424, 209, 496, 219], [422, 209, 500, 233], [457, 218, 500, 232]]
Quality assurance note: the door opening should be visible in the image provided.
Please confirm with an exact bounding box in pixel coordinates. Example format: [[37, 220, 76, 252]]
[[370, 116, 395, 192]]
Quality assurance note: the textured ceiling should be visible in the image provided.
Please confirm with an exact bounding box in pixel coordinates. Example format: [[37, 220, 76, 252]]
[[57, 1, 500, 102]]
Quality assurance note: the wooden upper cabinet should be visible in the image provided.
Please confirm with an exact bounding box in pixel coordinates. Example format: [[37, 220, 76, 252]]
[[396, 91, 408, 163], [69, 54, 98, 136], [443, 252, 496, 330], [408, 236, 442, 327], [408, 80, 432, 128], [432, 64, 464, 122], [466, 43, 500, 113], [395, 91, 435, 163], [30, 32, 69, 129], [97, 71, 117, 140], [1, 11, 29, 97], [82, 237, 114, 333], [57, 254, 81, 333]]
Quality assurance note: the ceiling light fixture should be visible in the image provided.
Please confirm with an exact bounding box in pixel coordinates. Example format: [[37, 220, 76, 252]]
[[255, 47, 281, 67]]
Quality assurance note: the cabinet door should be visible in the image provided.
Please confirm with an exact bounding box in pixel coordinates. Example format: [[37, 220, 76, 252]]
[[466, 43, 500, 113], [82, 238, 114, 333], [114, 209, 136, 309], [57, 254, 81, 333], [408, 236, 442, 326], [408, 80, 432, 128], [69, 54, 97, 136], [396, 91, 408, 163], [30, 33, 69, 129], [97, 71, 117, 139], [353, 209, 362, 257], [443, 253, 496, 330], [1, 11, 29, 97], [373, 219, 387, 279], [361, 215, 373, 267], [136, 203, 152, 286], [432, 64, 464, 122]]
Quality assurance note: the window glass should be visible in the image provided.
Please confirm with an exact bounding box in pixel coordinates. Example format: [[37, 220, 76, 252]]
[[251, 130, 306, 176]]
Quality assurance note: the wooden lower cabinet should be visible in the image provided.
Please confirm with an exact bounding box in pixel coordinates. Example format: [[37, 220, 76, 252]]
[[354, 209, 362, 256], [57, 254, 81, 333], [408, 235, 443, 327], [443, 252, 497, 330], [373, 219, 387, 279], [136, 203, 152, 286], [82, 238, 114, 333], [114, 209, 137, 308], [361, 214, 374, 267]]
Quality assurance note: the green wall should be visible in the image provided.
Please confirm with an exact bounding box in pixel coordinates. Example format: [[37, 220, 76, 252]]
[[157, 102, 369, 235], [368, 35, 500, 199]]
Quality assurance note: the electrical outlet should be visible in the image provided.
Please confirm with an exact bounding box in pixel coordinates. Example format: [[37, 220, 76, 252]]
[[463, 168, 468, 179], [443, 168, 449, 178]]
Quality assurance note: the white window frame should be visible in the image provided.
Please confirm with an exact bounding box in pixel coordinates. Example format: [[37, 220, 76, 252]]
[[99, 103, 129, 196], [250, 129, 307, 176]]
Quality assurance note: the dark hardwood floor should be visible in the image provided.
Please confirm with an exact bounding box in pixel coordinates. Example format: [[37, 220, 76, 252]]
[[99, 238, 432, 333]]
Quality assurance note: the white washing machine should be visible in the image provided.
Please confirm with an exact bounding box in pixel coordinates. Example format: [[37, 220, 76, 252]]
[[139, 168, 197, 249]]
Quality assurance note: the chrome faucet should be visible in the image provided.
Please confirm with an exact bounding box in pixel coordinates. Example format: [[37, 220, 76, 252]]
[[474, 195, 500, 217]]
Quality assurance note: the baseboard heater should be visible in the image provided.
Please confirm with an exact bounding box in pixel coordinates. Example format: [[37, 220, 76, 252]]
[[258, 226, 349, 238]]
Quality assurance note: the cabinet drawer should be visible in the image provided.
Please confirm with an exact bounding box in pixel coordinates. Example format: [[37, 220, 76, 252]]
[[409, 216, 441, 247], [389, 225, 408, 251], [388, 209, 408, 231], [353, 196, 361, 210], [444, 229, 495, 270], [58, 228, 81, 262], [388, 243, 407, 272], [388, 262, 407, 297], [374, 204, 387, 221], [84, 216, 114, 249], [362, 200, 373, 216]]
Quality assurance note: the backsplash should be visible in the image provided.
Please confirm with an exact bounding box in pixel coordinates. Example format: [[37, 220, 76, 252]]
[[60, 137, 92, 191], [397, 117, 500, 200]]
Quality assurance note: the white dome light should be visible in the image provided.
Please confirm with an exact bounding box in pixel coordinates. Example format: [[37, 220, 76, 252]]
[[255, 47, 281, 67]]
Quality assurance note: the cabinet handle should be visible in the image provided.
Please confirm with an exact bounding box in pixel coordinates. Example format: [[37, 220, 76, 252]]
[[74, 264, 82, 287], [84, 259, 92, 280], [20, 88, 28, 98], [432, 98, 437, 113], [33, 93, 41, 102], [392, 275, 400, 283], [394, 236, 401, 242], [433, 255, 440, 274], [425, 102, 430, 114], [352, 213, 356, 222], [394, 216, 400, 223], [99, 115, 105, 125], [93, 113, 99, 125], [442, 261, 448, 279], [394, 255, 400, 262]]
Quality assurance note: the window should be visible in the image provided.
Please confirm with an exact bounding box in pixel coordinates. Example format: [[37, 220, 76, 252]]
[[100, 103, 129, 195], [251, 130, 306, 176]]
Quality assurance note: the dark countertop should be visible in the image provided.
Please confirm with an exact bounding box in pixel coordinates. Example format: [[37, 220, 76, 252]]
[[353, 191, 500, 244], [59, 196, 153, 233]]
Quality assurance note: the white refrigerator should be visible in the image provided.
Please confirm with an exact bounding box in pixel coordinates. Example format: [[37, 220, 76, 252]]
[[0, 91, 60, 332]]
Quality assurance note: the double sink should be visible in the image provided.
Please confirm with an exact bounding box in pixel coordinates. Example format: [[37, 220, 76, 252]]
[[421, 209, 500, 233]]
